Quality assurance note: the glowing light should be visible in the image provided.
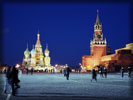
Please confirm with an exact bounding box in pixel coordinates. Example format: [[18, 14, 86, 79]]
[[97, 9, 99, 13], [55, 64, 58, 67], [79, 63, 81, 66], [87, 65, 91, 70], [16, 64, 20, 68]]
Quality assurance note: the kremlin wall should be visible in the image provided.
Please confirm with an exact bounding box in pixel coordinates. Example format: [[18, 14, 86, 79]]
[[82, 10, 133, 71]]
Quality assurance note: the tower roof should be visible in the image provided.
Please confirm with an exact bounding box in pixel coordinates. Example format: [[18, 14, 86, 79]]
[[45, 44, 49, 52], [24, 44, 30, 55], [31, 45, 36, 55], [36, 32, 41, 45], [96, 9, 100, 24]]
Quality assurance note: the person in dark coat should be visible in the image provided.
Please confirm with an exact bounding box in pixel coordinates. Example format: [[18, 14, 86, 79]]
[[63, 68, 67, 77], [91, 68, 97, 82], [10, 66, 20, 96], [30, 67, 34, 75], [79, 67, 82, 73], [120, 67, 124, 78], [65, 67, 71, 80], [3, 68, 7, 74], [99, 66, 103, 78], [103, 67, 107, 78], [127, 67, 132, 77], [25, 68, 29, 74]]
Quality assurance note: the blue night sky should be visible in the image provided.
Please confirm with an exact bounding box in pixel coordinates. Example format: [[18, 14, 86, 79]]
[[2, 2, 130, 67]]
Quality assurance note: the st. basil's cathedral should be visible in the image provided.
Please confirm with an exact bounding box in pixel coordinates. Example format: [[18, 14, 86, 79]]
[[22, 32, 52, 70]]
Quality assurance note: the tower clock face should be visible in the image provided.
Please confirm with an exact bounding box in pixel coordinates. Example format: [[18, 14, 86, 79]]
[[97, 34, 101, 39]]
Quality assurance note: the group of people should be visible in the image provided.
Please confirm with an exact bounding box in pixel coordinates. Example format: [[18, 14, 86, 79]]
[[91, 66, 108, 82], [3, 65, 132, 96], [120, 67, 132, 78], [91, 66, 132, 82], [25, 67, 34, 75], [98, 66, 108, 78], [4, 65, 20, 96]]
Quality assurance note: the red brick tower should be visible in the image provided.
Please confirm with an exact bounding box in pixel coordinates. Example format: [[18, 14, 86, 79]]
[[90, 9, 107, 57], [82, 10, 107, 70]]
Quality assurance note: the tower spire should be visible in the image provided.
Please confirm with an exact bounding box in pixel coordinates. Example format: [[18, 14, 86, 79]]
[[36, 30, 41, 45], [37, 32, 40, 40], [27, 43, 28, 49], [46, 43, 48, 49], [32, 44, 34, 49], [38, 28, 39, 34], [96, 9, 100, 24]]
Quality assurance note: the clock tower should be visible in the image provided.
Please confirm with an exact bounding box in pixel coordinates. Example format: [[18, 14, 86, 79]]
[[82, 10, 107, 70], [94, 9, 103, 41], [90, 9, 107, 63]]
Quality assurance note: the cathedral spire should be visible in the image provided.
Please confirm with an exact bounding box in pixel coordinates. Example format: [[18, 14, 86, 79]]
[[37, 32, 40, 40], [24, 43, 30, 56], [96, 9, 100, 24], [32, 45, 34, 49], [46, 43, 48, 49], [27, 43, 28, 49], [36, 31, 41, 45], [38, 28, 39, 33]]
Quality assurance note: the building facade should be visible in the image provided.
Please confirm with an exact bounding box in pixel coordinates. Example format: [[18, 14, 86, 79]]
[[22, 32, 52, 70], [101, 43, 133, 71], [82, 10, 107, 70], [82, 10, 133, 71]]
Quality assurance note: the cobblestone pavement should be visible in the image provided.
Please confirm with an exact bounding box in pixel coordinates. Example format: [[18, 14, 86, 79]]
[[0, 73, 133, 100]]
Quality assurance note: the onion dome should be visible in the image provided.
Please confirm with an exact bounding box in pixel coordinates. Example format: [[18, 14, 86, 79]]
[[31, 45, 36, 55], [45, 44, 49, 54], [24, 46, 30, 55]]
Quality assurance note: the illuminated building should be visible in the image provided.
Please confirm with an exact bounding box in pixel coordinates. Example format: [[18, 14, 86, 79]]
[[22, 32, 52, 70], [35, 33, 44, 66], [44, 44, 51, 68], [23, 44, 31, 66], [82, 10, 133, 71], [30, 45, 36, 67], [101, 43, 133, 71], [82, 9, 107, 70]]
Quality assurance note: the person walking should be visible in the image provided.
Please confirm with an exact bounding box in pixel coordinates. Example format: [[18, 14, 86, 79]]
[[99, 66, 103, 78], [4, 66, 12, 94], [103, 67, 107, 78], [63, 68, 67, 77], [25, 68, 29, 75], [30, 67, 34, 75], [91, 68, 97, 82], [127, 67, 132, 78], [10, 66, 20, 96], [65, 67, 71, 80], [120, 67, 124, 78]]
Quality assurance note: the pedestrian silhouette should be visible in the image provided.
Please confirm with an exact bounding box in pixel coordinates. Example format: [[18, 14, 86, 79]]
[[99, 66, 103, 78], [65, 67, 71, 80], [120, 67, 124, 78], [10, 65, 20, 96], [103, 67, 107, 78], [127, 67, 132, 78], [4, 66, 12, 94], [63, 68, 67, 77], [91, 68, 97, 82], [30, 67, 34, 75], [25, 68, 29, 75]]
